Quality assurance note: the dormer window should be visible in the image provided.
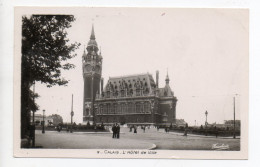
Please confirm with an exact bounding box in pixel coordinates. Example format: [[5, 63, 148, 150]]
[[121, 90, 125, 97], [136, 89, 141, 96]]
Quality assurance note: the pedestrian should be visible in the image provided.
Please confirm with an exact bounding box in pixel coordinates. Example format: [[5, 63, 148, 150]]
[[215, 126, 219, 138], [130, 126, 132, 132], [143, 126, 146, 133], [134, 125, 137, 134], [29, 124, 35, 147], [116, 123, 120, 139], [184, 123, 188, 136], [112, 123, 116, 138], [166, 127, 169, 133], [157, 126, 159, 131]]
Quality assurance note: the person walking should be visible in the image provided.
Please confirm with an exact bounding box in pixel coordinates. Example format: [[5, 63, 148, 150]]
[[116, 124, 120, 139], [215, 126, 219, 138], [143, 126, 146, 133], [184, 123, 188, 136], [112, 123, 116, 138], [134, 125, 137, 134]]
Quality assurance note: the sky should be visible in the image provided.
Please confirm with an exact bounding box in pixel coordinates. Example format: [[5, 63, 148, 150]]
[[32, 8, 248, 125]]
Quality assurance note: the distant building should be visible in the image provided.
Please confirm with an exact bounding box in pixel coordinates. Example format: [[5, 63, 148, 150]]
[[31, 113, 63, 126], [175, 119, 187, 127], [82, 26, 177, 125], [209, 120, 241, 130], [224, 120, 241, 130]]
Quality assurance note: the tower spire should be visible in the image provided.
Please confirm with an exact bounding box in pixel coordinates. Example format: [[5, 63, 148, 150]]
[[90, 24, 95, 40], [165, 68, 170, 84]]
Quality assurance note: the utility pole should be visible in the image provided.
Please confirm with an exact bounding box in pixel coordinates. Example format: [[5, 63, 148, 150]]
[[233, 96, 236, 139], [205, 110, 208, 136]]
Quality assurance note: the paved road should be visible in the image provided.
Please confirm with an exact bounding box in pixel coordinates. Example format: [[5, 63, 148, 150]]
[[35, 126, 240, 150]]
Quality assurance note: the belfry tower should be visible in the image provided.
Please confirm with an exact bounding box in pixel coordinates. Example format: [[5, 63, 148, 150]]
[[82, 25, 103, 124]]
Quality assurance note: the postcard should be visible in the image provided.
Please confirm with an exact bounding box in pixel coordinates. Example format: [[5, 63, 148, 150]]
[[14, 7, 248, 159]]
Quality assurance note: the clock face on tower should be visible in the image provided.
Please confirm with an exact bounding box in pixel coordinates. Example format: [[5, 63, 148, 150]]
[[85, 64, 92, 72]]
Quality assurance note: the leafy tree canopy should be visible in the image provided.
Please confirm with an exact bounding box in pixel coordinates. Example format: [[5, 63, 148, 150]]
[[22, 15, 80, 88], [21, 15, 80, 139]]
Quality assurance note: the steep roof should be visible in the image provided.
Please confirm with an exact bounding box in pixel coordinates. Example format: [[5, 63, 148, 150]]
[[105, 73, 156, 94], [87, 25, 98, 47], [159, 84, 174, 97]]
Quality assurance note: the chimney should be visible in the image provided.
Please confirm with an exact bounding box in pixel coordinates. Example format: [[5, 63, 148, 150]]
[[101, 77, 104, 92], [156, 70, 159, 88]]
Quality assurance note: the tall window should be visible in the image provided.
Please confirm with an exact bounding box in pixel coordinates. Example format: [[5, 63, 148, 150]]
[[100, 105, 103, 114], [111, 104, 114, 114], [114, 104, 117, 114], [140, 103, 144, 113], [136, 103, 141, 113], [107, 104, 110, 114], [107, 91, 110, 98], [128, 103, 133, 113], [144, 102, 150, 113], [122, 103, 126, 114], [121, 90, 125, 97], [116, 104, 119, 114]]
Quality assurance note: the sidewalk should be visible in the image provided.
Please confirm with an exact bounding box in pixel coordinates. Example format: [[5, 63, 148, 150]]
[[159, 130, 240, 139], [35, 130, 155, 149]]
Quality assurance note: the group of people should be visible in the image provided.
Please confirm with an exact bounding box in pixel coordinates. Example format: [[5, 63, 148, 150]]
[[164, 127, 170, 133], [129, 125, 138, 134], [112, 123, 120, 139]]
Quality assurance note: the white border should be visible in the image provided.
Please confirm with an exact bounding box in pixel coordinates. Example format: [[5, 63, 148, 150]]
[[1, 0, 260, 167]]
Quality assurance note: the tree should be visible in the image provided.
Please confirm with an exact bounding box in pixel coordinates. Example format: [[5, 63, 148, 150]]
[[21, 15, 80, 139]]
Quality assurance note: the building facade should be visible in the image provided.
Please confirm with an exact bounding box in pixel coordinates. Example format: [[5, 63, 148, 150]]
[[82, 26, 177, 125]]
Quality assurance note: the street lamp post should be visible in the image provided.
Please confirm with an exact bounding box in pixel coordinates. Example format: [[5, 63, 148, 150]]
[[205, 110, 208, 136], [42, 109, 45, 134]]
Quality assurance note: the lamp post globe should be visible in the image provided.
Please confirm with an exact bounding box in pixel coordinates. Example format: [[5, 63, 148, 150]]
[[42, 109, 45, 134], [205, 110, 208, 136], [205, 110, 208, 124]]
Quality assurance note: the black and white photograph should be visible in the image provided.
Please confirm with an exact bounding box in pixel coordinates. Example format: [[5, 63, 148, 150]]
[[13, 7, 248, 159]]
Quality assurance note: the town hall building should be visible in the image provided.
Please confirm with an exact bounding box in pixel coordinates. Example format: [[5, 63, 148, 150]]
[[82, 26, 177, 126]]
